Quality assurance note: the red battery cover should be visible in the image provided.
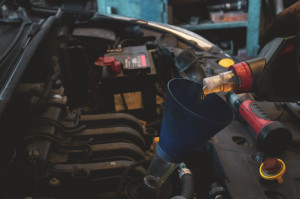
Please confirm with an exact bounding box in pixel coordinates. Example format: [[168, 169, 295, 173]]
[[239, 100, 273, 137], [94, 56, 121, 75]]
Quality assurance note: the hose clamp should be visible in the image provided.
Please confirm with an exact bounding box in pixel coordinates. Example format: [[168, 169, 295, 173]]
[[179, 168, 192, 179]]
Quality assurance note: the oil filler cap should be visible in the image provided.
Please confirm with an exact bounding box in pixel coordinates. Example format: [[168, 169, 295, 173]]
[[218, 58, 235, 68], [259, 158, 286, 184]]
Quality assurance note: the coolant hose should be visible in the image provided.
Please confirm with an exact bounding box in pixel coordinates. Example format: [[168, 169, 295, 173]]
[[180, 171, 194, 199], [171, 164, 194, 199]]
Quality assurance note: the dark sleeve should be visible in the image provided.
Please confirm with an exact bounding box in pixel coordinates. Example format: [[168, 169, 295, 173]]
[[260, 1, 300, 46]]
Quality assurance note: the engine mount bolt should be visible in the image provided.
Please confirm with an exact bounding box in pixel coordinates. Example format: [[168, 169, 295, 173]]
[[49, 177, 61, 187]]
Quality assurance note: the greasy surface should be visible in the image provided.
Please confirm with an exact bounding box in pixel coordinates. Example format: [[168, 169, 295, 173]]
[[211, 106, 300, 199]]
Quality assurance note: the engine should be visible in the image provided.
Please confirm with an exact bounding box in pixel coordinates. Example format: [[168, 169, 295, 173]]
[[0, 12, 217, 199], [1, 7, 300, 199]]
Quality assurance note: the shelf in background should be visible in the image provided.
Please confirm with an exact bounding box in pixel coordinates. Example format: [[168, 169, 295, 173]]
[[180, 21, 248, 31], [169, 0, 208, 5]]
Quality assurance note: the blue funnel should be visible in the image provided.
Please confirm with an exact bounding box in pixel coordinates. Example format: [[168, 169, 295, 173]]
[[157, 78, 234, 163]]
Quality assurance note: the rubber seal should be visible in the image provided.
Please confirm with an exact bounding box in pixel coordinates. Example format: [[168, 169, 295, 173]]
[[258, 122, 292, 154], [229, 62, 253, 93]]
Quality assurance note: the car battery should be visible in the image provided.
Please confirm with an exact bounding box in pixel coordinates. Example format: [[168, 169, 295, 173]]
[[105, 46, 151, 74], [99, 47, 157, 117]]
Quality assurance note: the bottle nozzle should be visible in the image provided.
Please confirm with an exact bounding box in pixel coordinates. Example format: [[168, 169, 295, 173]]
[[202, 71, 237, 97]]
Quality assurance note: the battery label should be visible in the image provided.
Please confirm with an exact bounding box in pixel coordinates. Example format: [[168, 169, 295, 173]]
[[124, 54, 147, 69]]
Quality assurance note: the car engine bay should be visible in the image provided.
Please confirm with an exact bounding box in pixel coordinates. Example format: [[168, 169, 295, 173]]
[[1, 6, 300, 199]]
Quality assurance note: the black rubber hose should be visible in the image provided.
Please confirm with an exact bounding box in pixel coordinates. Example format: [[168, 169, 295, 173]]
[[40, 74, 58, 105], [170, 167, 194, 199], [180, 174, 194, 199], [120, 93, 129, 111]]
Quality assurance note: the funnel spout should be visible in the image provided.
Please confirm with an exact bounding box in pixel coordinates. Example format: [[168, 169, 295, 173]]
[[144, 153, 177, 190]]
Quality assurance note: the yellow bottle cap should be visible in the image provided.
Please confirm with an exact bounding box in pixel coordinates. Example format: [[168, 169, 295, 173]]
[[218, 58, 235, 68], [259, 158, 286, 184]]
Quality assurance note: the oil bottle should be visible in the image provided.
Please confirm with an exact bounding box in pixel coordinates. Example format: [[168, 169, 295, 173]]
[[202, 57, 266, 98]]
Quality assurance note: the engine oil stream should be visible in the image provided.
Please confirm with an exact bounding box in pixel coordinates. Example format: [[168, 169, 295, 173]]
[[201, 71, 237, 99]]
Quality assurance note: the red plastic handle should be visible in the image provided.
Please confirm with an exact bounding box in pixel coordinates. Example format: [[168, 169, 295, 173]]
[[239, 100, 273, 137]]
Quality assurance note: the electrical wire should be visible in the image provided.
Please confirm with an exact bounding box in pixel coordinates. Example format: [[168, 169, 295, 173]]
[[118, 39, 140, 47], [32, 74, 58, 115], [26, 131, 90, 149], [25, 131, 93, 162], [120, 93, 129, 111], [73, 108, 83, 127], [27, 117, 87, 134]]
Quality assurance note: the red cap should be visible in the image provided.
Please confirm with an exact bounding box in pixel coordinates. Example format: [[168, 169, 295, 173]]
[[94, 56, 121, 75], [229, 62, 253, 93]]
